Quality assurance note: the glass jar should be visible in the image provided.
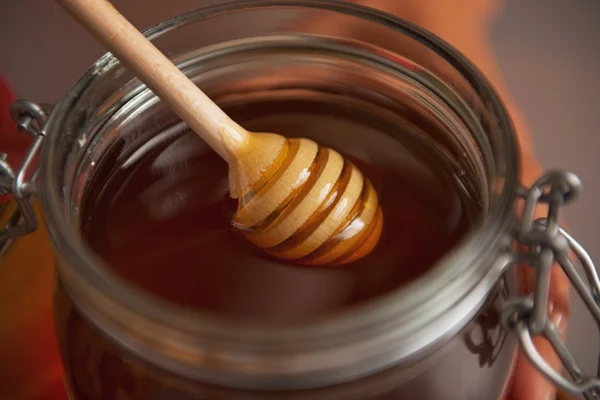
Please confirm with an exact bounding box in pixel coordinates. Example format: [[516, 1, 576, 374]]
[[2, 1, 598, 399]]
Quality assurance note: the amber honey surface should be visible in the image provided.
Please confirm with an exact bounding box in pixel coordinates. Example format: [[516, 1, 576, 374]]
[[80, 100, 473, 323]]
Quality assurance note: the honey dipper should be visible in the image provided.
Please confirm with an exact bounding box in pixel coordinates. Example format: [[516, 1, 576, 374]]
[[56, 0, 383, 266]]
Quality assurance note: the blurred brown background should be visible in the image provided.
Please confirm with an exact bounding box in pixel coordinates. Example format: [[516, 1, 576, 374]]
[[1, 0, 599, 392]]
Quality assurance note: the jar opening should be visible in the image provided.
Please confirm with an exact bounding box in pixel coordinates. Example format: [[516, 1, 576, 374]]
[[41, 0, 519, 390]]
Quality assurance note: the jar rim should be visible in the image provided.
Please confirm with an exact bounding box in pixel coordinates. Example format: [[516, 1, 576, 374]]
[[40, 0, 520, 389]]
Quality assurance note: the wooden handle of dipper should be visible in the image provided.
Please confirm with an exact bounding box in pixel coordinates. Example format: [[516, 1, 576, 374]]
[[55, 0, 250, 164]]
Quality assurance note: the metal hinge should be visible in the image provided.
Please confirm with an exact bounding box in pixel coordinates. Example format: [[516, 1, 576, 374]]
[[501, 171, 600, 399], [0, 100, 50, 254]]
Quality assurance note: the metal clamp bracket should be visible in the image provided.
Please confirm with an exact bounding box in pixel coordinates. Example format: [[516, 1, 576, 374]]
[[0, 100, 50, 249], [502, 171, 600, 399]]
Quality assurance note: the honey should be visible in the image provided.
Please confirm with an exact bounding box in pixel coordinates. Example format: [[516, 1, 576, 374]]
[[80, 99, 473, 323]]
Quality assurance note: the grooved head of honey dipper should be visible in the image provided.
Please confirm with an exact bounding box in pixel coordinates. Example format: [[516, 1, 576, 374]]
[[230, 134, 383, 267]]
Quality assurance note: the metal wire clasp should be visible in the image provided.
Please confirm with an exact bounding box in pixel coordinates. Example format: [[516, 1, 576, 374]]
[[501, 171, 600, 399], [0, 100, 50, 252]]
